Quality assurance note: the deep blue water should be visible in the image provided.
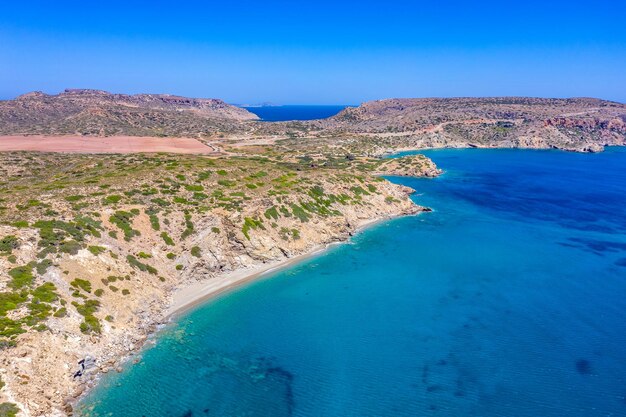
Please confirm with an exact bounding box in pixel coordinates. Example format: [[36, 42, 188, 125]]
[[79, 148, 626, 416], [242, 105, 349, 121]]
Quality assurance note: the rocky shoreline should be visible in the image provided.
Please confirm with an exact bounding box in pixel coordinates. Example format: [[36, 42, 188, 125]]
[[70, 202, 426, 415]]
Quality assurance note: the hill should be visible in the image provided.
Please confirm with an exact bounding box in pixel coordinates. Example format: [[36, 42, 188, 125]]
[[311, 97, 626, 152], [0, 89, 258, 137]]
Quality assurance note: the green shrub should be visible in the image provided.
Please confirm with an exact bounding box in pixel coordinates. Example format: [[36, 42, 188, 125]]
[[24, 300, 54, 326], [161, 232, 174, 246], [64, 195, 85, 202], [242, 217, 265, 240], [197, 171, 212, 180], [70, 278, 92, 293], [8, 265, 34, 289], [151, 198, 170, 207], [103, 194, 122, 204], [0, 292, 28, 316], [181, 213, 194, 239], [0, 402, 19, 417], [87, 245, 106, 256], [31, 282, 58, 303], [109, 211, 140, 241], [190, 246, 201, 257], [126, 255, 157, 275], [185, 184, 204, 192], [59, 240, 82, 255], [0, 235, 18, 254], [217, 179, 236, 187], [79, 315, 102, 334], [290, 204, 310, 222], [72, 299, 101, 334], [35, 259, 52, 275], [148, 213, 160, 231], [264, 206, 279, 220]]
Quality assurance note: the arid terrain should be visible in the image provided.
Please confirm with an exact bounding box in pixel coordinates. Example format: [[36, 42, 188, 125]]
[[0, 90, 624, 416], [0, 136, 216, 154]]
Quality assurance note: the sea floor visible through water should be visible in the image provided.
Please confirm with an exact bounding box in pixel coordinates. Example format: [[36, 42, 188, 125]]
[[79, 147, 626, 416]]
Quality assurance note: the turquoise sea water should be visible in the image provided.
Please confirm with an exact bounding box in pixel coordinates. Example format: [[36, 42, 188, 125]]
[[79, 148, 626, 416], [242, 105, 349, 121]]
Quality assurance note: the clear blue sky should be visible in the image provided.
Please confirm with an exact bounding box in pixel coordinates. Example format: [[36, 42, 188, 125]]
[[2, 0, 625, 104]]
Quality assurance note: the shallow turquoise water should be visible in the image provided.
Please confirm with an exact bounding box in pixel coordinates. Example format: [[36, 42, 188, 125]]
[[79, 148, 626, 416]]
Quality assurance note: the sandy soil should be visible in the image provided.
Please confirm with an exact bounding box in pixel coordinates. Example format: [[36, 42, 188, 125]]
[[0, 135, 216, 154]]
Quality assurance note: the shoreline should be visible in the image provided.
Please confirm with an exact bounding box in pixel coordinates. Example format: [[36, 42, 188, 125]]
[[72, 210, 421, 411], [166, 213, 406, 318]]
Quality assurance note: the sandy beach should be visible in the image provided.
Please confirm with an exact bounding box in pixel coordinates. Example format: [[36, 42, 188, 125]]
[[166, 214, 406, 318]]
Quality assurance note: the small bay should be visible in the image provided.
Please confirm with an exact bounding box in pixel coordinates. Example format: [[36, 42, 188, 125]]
[[242, 105, 349, 121]]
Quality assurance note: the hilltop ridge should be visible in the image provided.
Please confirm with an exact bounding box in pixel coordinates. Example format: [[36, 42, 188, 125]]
[[310, 97, 626, 153], [1, 89, 258, 137]]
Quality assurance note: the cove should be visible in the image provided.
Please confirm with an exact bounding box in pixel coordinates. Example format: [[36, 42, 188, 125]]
[[78, 148, 626, 416]]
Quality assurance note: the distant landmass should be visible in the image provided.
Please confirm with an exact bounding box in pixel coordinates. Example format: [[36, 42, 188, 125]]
[[1, 90, 625, 152], [0, 89, 258, 137]]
